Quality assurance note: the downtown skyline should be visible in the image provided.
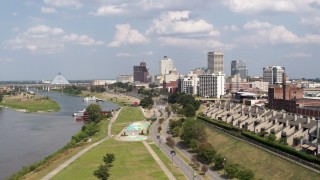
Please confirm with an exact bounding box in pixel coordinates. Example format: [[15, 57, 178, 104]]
[[1, 0, 320, 81]]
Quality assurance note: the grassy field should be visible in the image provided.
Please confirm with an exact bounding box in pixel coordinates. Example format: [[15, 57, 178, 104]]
[[53, 139, 168, 180], [111, 106, 146, 135], [150, 143, 186, 180], [82, 91, 139, 106], [22, 119, 109, 180], [206, 128, 320, 180], [0, 94, 60, 112]]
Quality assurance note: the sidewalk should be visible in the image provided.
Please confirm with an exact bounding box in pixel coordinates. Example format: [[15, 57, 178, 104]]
[[142, 141, 176, 180], [41, 108, 122, 180]]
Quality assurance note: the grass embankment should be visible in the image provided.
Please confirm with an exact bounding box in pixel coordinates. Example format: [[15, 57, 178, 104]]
[[111, 106, 146, 135], [21, 119, 110, 180], [150, 143, 186, 180], [53, 139, 168, 180], [82, 91, 140, 106], [206, 128, 320, 180], [0, 94, 60, 112]]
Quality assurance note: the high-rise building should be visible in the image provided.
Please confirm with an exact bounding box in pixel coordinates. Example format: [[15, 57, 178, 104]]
[[208, 51, 224, 74], [198, 72, 225, 98], [263, 66, 285, 84], [133, 62, 149, 83], [178, 73, 199, 95], [160, 56, 174, 75], [231, 60, 248, 79]]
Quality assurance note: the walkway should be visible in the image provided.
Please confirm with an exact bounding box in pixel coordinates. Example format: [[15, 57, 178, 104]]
[[142, 141, 176, 180], [41, 108, 122, 180]]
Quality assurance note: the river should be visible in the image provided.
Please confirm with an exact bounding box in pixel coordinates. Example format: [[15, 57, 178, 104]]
[[0, 92, 119, 179]]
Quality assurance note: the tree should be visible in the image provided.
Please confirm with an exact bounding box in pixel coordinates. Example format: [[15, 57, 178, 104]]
[[159, 118, 164, 124], [166, 136, 176, 148], [172, 126, 180, 137], [267, 133, 276, 141], [184, 104, 196, 117], [189, 139, 198, 151], [139, 96, 154, 108], [103, 153, 116, 167], [86, 103, 102, 123], [0, 93, 3, 102], [213, 154, 225, 170], [196, 142, 216, 164], [201, 165, 208, 175], [225, 163, 239, 178], [236, 168, 255, 180], [158, 126, 162, 133], [93, 165, 110, 180], [180, 119, 207, 145]]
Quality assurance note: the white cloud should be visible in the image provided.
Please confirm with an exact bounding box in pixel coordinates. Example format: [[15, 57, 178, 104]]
[[4, 25, 104, 54], [143, 51, 154, 55], [158, 37, 233, 50], [300, 16, 320, 27], [12, 12, 18, 16], [116, 53, 136, 57], [63, 33, 104, 45], [285, 52, 312, 58], [222, 0, 312, 14], [90, 5, 125, 16], [41, 7, 57, 14], [43, 0, 82, 8], [238, 20, 320, 45], [224, 25, 239, 32], [108, 24, 149, 47], [147, 11, 219, 36]]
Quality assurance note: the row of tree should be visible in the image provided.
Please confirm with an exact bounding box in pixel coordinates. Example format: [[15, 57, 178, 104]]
[[94, 153, 116, 180], [168, 93, 200, 117], [169, 118, 254, 180]]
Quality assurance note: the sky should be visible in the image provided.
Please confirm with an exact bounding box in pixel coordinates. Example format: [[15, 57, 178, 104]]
[[1, 0, 320, 81]]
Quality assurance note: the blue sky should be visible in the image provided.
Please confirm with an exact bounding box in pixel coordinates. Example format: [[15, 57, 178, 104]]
[[1, 0, 320, 81]]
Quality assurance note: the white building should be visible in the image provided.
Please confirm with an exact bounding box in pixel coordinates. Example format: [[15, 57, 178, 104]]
[[198, 72, 225, 98], [263, 66, 285, 84], [178, 73, 199, 95], [160, 56, 174, 75], [164, 68, 180, 82], [117, 75, 133, 83], [92, 80, 116, 86]]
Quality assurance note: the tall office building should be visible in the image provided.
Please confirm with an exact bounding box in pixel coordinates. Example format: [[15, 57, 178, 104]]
[[208, 51, 224, 74], [231, 60, 248, 79], [198, 72, 225, 98], [133, 62, 149, 83], [263, 66, 285, 84], [160, 56, 174, 75]]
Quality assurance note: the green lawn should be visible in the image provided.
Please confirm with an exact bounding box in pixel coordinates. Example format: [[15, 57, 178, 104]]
[[53, 139, 168, 180], [111, 107, 145, 135], [150, 143, 186, 180], [206, 128, 320, 180], [1, 95, 60, 112]]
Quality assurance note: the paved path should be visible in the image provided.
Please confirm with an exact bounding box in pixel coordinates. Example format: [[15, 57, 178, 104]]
[[41, 108, 122, 180], [142, 141, 176, 180]]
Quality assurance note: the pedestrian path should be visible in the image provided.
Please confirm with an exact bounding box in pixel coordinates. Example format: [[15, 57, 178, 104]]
[[41, 108, 122, 180], [142, 141, 176, 180]]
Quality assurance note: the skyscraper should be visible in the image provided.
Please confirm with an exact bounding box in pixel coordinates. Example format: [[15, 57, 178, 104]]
[[133, 62, 149, 83], [263, 66, 285, 84], [231, 60, 248, 79], [160, 56, 174, 75], [208, 51, 224, 74]]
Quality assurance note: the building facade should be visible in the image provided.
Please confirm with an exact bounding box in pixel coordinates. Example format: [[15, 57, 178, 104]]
[[133, 62, 149, 83], [208, 51, 224, 74], [198, 72, 225, 98], [263, 66, 285, 84], [117, 75, 133, 83], [231, 60, 248, 79], [178, 74, 199, 95], [160, 56, 174, 75]]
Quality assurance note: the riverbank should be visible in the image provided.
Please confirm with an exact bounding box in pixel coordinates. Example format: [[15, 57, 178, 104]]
[[81, 91, 140, 106], [0, 93, 60, 112]]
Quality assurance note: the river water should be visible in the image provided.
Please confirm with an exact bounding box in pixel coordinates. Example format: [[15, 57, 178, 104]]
[[0, 92, 119, 179]]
